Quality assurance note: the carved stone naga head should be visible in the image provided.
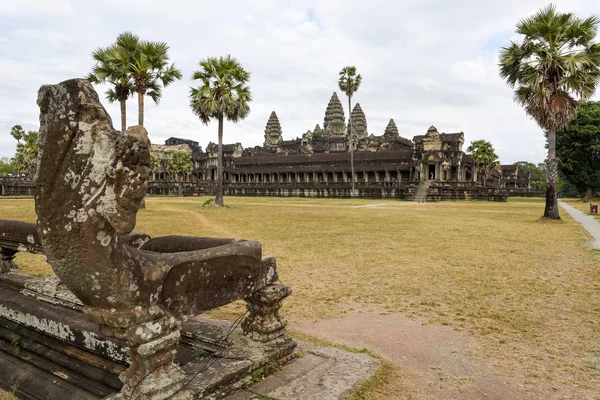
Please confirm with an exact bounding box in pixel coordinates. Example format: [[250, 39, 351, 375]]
[[35, 79, 276, 329]]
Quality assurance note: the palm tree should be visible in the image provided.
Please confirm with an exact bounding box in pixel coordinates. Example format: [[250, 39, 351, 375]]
[[499, 4, 600, 219], [189, 55, 252, 206], [338, 66, 362, 198], [10, 125, 24, 145], [87, 37, 136, 133], [13, 130, 38, 175], [467, 140, 500, 187], [125, 35, 182, 126]]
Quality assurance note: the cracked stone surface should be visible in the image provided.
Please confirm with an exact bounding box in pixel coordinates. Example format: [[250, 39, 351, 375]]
[[225, 346, 380, 400]]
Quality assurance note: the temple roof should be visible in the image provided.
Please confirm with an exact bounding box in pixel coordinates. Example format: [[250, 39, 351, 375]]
[[500, 164, 518, 172], [413, 132, 464, 143], [234, 149, 413, 166]]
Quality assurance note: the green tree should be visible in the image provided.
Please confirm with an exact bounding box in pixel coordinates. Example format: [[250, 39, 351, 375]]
[[514, 161, 546, 190], [150, 154, 160, 174], [167, 151, 193, 181], [167, 151, 193, 196], [555, 101, 600, 200], [189, 55, 252, 206], [13, 130, 39, 174], [10, 125, 24, 144], [0, 158, 16, 175], [499, 4, 600, 219], [125, 33, 182, 126], [87, 33, 136, 133], [467, 140, 499, 187], [338, 66, 362, 198], [557, 171, 583, 198]]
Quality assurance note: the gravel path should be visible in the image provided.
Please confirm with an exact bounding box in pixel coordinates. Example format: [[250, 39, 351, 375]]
[[559, 200, 600, 250]]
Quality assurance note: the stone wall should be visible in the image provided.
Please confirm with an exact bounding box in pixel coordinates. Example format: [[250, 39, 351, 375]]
[[0, 178, 35, 196], [221, 181, 509, 201]]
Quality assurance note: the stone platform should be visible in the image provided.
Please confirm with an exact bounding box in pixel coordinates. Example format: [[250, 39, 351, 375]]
[[0, 271, 379, 400], [0, 272, 296, 400]]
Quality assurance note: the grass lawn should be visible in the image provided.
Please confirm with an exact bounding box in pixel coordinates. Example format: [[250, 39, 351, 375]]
[[562, 197, 600, 221], [0, 196, 599, 398]]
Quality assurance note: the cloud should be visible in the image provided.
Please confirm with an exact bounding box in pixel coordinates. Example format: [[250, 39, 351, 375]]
[[0, 0, 599, 165]]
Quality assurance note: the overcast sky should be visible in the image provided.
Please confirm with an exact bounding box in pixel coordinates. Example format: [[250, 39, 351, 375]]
[[1, 0, 599, 164]]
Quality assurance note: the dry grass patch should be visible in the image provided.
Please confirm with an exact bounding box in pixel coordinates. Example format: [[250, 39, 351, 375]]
[[1, 196, 599, 397], [562, 197, 600, 221]]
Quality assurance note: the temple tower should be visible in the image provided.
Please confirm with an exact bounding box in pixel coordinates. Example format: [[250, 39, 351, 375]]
[[426, 125, 440, 137], [351, 103, 368, 139], [323, 92, 346, 137], [384, 119, 399, 139], [263, 111, 283, 148], [312, 124, 323, 138]]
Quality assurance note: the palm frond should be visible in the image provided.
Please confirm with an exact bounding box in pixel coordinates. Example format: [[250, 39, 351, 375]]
[[499, 5, 600, 131], [189, 55, 252, 128]]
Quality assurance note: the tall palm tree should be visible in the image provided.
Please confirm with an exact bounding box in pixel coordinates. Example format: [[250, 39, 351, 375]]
[[189, 55, 252, 206], [87, 38, 136, 133], [124, 35, 182, 126], [499, 4, 600, 219], [10, 125, 24, 145], [338, 66, 362, 198]]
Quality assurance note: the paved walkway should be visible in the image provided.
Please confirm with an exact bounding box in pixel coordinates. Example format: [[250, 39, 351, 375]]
[[559, 200, 600, 250]]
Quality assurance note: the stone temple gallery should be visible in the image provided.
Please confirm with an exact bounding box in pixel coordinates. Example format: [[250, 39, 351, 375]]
[[147, 92, 537, 202]]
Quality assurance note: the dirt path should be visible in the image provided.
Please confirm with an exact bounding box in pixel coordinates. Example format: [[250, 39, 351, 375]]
[[297, 310, 584, 400], [162, 207, 235, 237]]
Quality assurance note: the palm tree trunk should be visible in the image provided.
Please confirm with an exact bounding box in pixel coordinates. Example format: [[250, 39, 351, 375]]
[[216, 115, 224, 206], [137, 91, 146, 208], [544, 128, 560, 219], [138, 91, 145, 126], [348, 95, 355, 198], [120, 99, 127, 133]]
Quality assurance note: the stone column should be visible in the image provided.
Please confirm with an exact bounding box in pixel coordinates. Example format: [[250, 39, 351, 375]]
[[87, 307, 185, 400], [242, 284, 291, 343]]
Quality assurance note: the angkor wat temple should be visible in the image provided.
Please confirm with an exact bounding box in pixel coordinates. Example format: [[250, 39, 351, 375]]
[[0, 92, 537, 200], [146, 92, 538, 201]]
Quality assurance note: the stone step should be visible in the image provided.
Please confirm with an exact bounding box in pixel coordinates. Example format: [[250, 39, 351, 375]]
[[224, 346, 380, 400], [413, 180, 432, 202]]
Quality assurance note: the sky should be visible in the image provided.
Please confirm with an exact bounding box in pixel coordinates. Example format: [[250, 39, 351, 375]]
[[1, 0, 599, 164]]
